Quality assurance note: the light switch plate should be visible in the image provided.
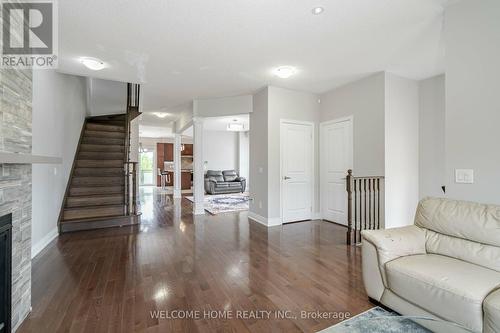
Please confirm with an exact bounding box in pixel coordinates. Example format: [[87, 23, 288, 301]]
[[455, 169, 474, 184]]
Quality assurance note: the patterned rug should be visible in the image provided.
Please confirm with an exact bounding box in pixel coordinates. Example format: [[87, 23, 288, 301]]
[[185, 193, 249, 214], [319, 307, 431, 333]]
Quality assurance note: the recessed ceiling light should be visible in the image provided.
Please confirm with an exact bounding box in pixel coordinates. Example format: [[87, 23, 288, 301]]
[[312, 7, 324, 15], [272, 66, 297, 79], [80, 57, 106, 71], [153, 112, 170, 118]]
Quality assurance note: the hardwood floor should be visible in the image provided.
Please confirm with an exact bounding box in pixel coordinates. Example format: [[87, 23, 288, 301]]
[[18, 187, 372, 333]]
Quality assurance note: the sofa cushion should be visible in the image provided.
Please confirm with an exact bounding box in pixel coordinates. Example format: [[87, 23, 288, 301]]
[[206, 170, 224, 182], [215, 182, 229, 188], [386, 254, 500, 332], [415, 197, 500, 247], [223, 170, 238, 182], [426, 229, 500, 272], [484, 289, 500, 333], [228, 182, 241, 187]]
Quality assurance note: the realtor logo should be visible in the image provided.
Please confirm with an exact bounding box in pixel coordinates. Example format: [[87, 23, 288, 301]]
[[1, 0, 58, 68]]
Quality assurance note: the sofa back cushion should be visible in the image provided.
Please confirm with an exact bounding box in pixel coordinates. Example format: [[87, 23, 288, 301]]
[[426, 229, 500, 272], [415, 197, 500, 247], [223, 170, 238, 182], [206, 170, 224, 182]]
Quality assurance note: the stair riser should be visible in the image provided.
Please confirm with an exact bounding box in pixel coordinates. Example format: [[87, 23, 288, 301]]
[[72, 177, 124, 187], [78, 152, 125, 160], [63, 206, 124, 221], [82, 137, 124, 146], [85, 123, 125, 132], [73, 168, 124, 177], [80, 144, 124, 152], [76, 160, 123, 168], [69, 186, 123, 196], [66, 195, 124, 208], [84, 130, 125, 139]]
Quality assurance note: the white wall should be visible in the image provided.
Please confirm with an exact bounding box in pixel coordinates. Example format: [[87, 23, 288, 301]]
[[419, 75, 445, 199], [86, 77, 126, 116], [384, 73, 419, 228], [238, 131, 250, 188], [32, 70, 87, 257], [203, 130, 239, 171], [194, 95, 253, 117], [249, 88, 268, 217], [444, 0, 500, 204], [320, 72, 386, 176], [267, 86, 320, 220]]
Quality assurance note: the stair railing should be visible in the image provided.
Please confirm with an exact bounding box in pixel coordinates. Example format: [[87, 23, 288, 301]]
[[124, 83, 140, 215], [346, 169, 385, 245]]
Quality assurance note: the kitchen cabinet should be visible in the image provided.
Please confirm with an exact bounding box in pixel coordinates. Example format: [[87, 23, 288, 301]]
[[181, 144, 193, 156], [181, 171, 192, 190]]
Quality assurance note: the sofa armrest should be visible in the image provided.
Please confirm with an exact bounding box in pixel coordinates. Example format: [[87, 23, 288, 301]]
[[361, 226, 426, 292], [235, 176, 245, 182]]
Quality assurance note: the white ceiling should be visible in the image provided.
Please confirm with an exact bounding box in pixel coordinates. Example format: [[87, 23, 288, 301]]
[[58, 0, 457, 114]]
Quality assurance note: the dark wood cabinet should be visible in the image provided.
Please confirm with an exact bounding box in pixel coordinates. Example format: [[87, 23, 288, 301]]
[[181, 172, 192, 190], [182, 144, 193, 156], [165, 143, 173, 161]]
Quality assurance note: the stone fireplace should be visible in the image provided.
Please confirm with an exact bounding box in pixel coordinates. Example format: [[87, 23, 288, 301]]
[[0, 68, 33, 331]]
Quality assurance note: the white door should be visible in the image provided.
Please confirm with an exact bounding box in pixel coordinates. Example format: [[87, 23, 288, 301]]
[[281, 121, 313, 223], [320, 117, 353, 225]]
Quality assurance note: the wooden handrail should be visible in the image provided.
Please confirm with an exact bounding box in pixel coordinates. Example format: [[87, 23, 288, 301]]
[[346, 169, 385, 245]]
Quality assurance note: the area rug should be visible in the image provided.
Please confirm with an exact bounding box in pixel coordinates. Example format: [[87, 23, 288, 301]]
[[185, 193, 249, 214], [319, 307, 431, 333]]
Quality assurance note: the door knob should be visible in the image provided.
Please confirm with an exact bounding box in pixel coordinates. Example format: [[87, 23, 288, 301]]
[[284, 176, 291, 180]]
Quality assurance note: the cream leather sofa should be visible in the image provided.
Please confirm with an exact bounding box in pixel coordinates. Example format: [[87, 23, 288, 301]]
[[362, 197, 500, 333]]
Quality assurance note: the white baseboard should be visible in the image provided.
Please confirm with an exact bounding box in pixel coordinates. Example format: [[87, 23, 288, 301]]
[[248, 212, 282, 227], [31, 227, 58, 259]]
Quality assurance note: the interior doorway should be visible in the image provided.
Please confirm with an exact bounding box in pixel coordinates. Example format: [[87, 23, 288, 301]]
[[139, 151, 154, 186], [320, 116, 353, 225], [280, 120, 314, 223]]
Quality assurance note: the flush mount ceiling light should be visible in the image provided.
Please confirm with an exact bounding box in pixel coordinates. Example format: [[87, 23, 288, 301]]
[[80, 57, 106, 71], [272, 66, 297, 79], [227, 123, 245, 131], [152, 112, 170, 118], [312, 7, 324, 15]]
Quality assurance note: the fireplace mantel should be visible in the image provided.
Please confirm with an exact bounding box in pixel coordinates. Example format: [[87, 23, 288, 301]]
[[0, 152, 62, 164]]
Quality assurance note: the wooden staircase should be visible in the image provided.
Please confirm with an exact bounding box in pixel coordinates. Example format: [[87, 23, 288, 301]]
[[59, 83, 142, 232]]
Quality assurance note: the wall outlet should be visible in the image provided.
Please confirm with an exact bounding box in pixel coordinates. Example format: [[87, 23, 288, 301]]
[[455, 169, 474, 184]]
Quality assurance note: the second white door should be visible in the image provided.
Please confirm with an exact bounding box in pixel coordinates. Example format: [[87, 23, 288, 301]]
[[281, 121, 313, 223], [320, 117, 353, 225]]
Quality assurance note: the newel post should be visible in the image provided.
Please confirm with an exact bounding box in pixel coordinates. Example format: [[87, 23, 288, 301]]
[[346, 169, 353, 245]]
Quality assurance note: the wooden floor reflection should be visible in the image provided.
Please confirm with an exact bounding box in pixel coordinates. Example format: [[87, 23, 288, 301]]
[[18, 187, 371, 333]]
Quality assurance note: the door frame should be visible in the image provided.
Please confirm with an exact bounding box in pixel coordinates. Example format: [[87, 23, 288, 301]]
[[280, 119, 315, 224], [319, 115, 354, 223]]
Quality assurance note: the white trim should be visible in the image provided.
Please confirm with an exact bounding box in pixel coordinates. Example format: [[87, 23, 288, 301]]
[[312, 212, 322, 220], [279, 119, 315, 224], [31, 227, 58, 259], [319, 115, 354, 222], [248, 212, 282, 227]]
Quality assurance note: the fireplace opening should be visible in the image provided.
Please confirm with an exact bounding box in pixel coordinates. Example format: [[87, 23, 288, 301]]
[[0, 213, 12, 333]]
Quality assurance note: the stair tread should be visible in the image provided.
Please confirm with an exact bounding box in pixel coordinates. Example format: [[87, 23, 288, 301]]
[[60, 215, 128, 224], [64, 204, 124, 211]]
